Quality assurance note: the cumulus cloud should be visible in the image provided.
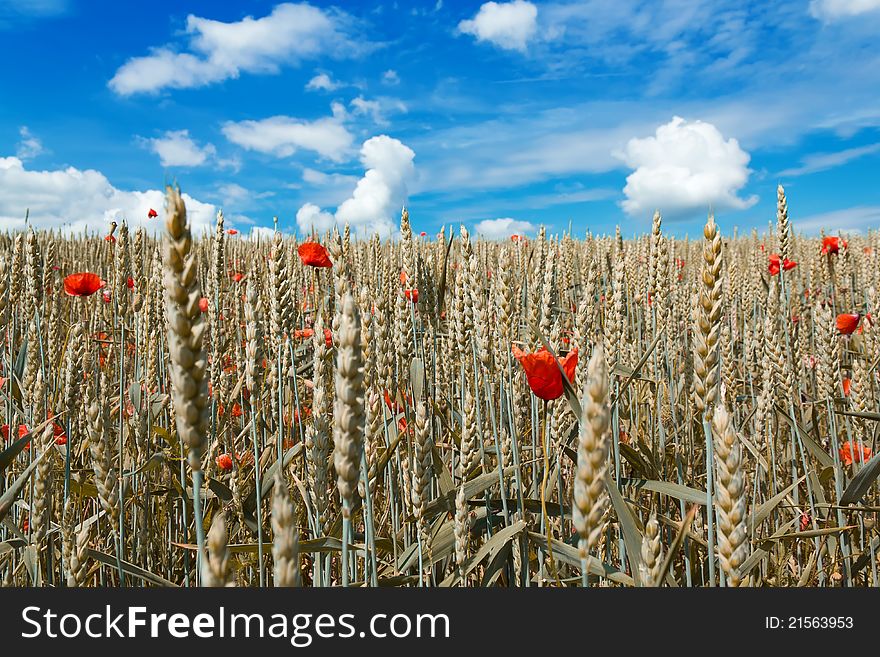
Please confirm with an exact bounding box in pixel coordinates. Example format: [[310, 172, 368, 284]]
[[0, 155, 216, 233], [109, 3, 368, 95], [296, 202, 336, 234], [142, 129, 216, 167], [809, 0, 880, 20], [297, 135, 415, 237], [474, 217, 536, 239], [249, 225, 278, 241], [306, 72, 340, 91], [616, 116, 757, 218], [458, 1, 538, 52], [382, 69, 400, 85], [222, 103, 353, 162], [15, 126, 45, 160]]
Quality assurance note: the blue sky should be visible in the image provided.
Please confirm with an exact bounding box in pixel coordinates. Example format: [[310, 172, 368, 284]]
[[1, 0, 879, 238]]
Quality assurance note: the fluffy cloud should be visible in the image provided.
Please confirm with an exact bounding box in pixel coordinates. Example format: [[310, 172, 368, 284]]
[[297, 135, 415, 237], [109, 3, 367, 95], [15, 126, 45, 160], [142, 129, 216, 167], [809, 0, 880, 20], [474, 217, 536, 239], [458, 1, 538, 52], [0, 155, 216, 233], [382, 69, 400, 85], [222, 103, 353, 162], [616, 116, 756, 218], [296, 202, 336, 234], [305, 72, 340, 91], [249, 225, 278, 241]]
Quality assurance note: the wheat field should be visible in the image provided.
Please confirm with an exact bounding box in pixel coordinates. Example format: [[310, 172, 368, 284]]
[[0, 184, 876, 588]]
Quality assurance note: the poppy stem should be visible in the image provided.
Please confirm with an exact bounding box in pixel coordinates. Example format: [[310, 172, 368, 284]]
[[539, 399, 558, 583]]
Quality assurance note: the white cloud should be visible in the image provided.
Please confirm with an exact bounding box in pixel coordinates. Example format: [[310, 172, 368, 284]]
[[142, 129, 216, 167], [458, 1, 538, 52], [778, 142, 880, 176], [302, 168, 358, 187], [793, 205, 880, 234], [474, 217, 536, 239], [217, 182, 249, 203], [616, 116, 757, 218], [296, 202, 336, 234], [382, 69, 400, 85], [109, 3, 368, 95], [249, 225, 277, 241], [299, 168, 360, 206], [15, 126, 45, 160], [297, 135, 415, 237], [809, 0, 880, 20], [0, 155, 216, 233], [306, 72, 340, 91], [222, 103, 353, 162], [350, 96, 407, 127]]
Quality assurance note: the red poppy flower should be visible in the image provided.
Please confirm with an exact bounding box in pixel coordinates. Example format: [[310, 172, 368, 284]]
[[102, 289, 112, 303], [397, 417, 413, 435], [384, 389, 411, 413], [21, 518, 29, 533], [199, 297, 209, 313], [216, 454, 233, 471], [512, 345, 578, 401], [404, 289, 418, 303], [324, 327, 333, 347], [768, 253, 797, 276], [227, 229, 238, 235], [298, 242, 333, 268], [400, 270, 408, 284], [64, 272, 104, 297], [510, 235, 520, 242], [836, 313, 861, 335], [147, 208, 158, 218], [55, 434, 68, 446], [294, 328, 315, 340], [821, 236, 846, 255], [800, 512, 811, 532], [842, 378, 851, 396], [1, 424, 28, 441], [232, 272, 244, 283], [105, 234, 116, 243], [126, 276, 135, 289], [231, 402, 243, 418], [839, 440, 872, 467], [420, 231, 427, 237]]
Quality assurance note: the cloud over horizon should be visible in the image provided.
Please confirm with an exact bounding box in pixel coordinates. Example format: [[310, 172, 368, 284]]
[[617, 116, 757, 219], [297, 135, 415, 237]]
